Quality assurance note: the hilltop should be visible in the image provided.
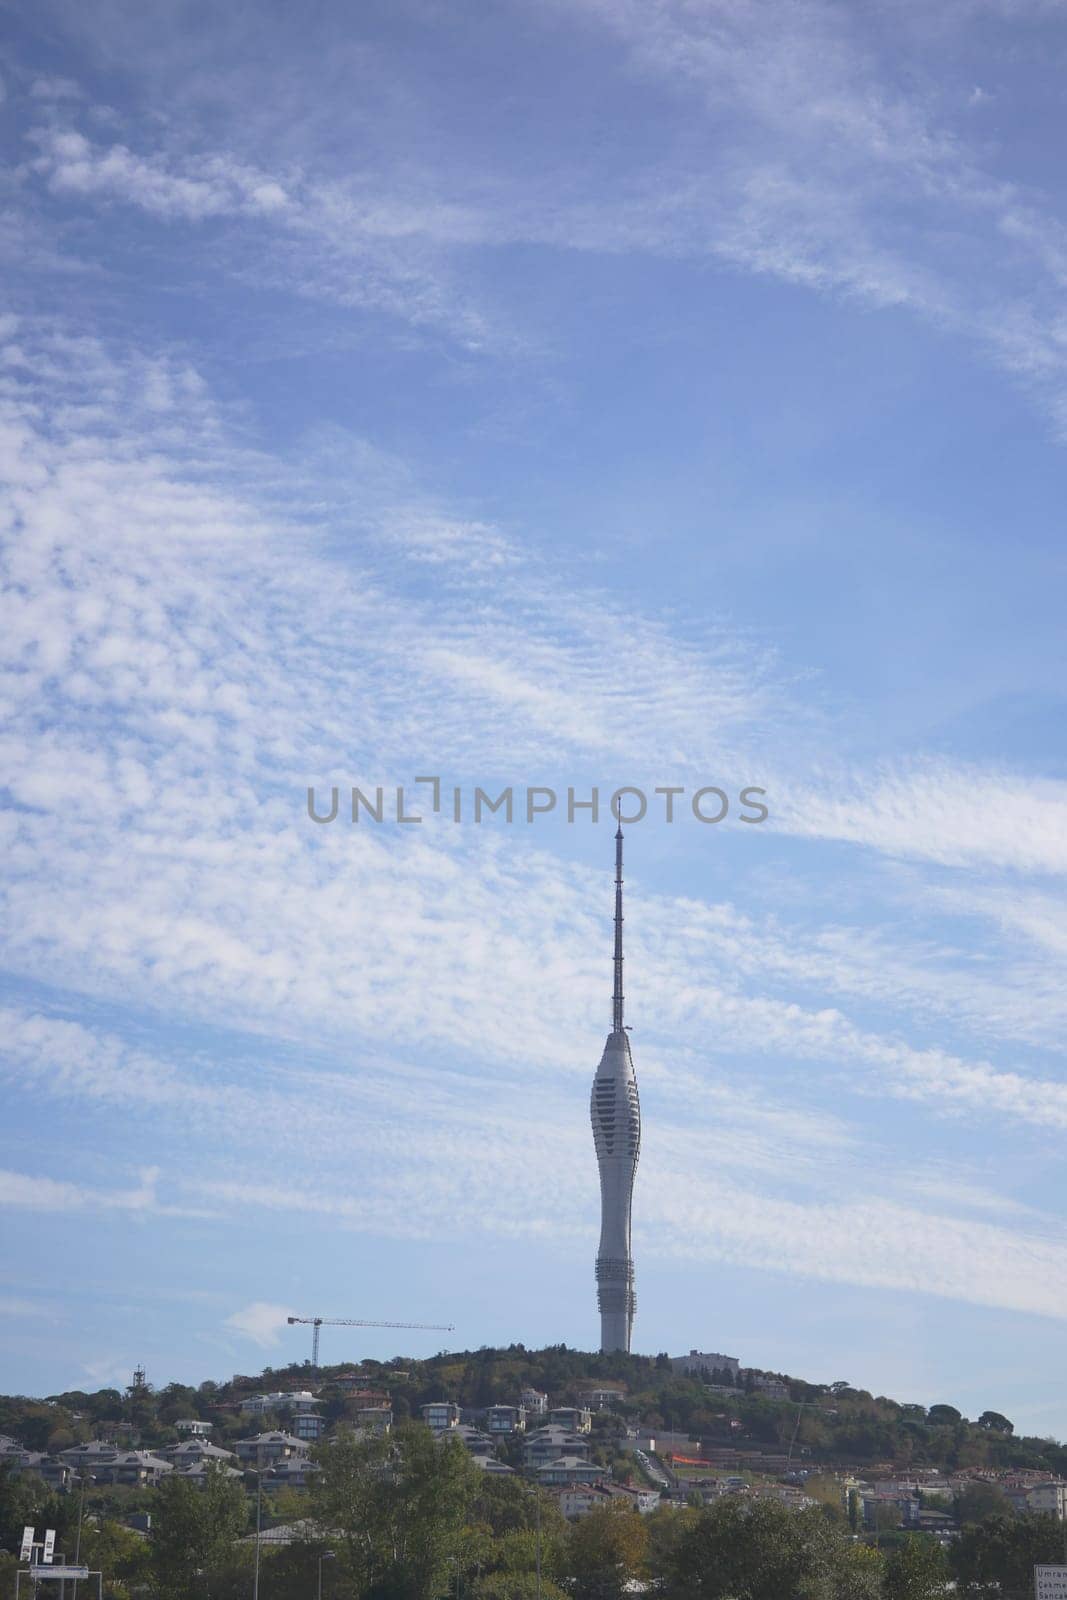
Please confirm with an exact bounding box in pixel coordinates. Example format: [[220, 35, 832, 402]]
[[2, 1344, 1063, 1479]]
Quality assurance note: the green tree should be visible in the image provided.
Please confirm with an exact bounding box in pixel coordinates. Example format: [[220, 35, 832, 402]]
[[79, 1518, 152, 1600], [977, 1411, 1014, 1434], [0, 1467, 74, 1559], [310, 1422, 479, 1600], [663, 1496, 881, 1600], [955, 1481, 1013, 1524], [565, 1502, 648, 1600], [150, 1462, 248, 1599], [882, 1536, 949, 1600], [952, 1512, 1064, 1600]]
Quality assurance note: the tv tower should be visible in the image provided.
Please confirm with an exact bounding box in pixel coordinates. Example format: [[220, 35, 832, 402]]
[[590, 826, 641, 1353]]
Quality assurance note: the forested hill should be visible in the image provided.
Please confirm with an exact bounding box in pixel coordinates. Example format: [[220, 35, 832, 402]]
[[2, 1344, 1062, 1477]]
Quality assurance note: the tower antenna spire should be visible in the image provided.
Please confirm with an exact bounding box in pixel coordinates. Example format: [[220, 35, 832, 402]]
[[613, 825, 624, 1033]]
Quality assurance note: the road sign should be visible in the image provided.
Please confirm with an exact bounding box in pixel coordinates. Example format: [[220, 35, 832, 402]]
[[19, 1528, 34, 1562], [1035, 1565, 1067, 1599], [41, 1530, 56, 1565], [24, 1568, 90, 1581]]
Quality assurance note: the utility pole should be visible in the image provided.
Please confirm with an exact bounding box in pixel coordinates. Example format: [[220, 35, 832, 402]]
[[252, 1468, 265, 1600], [535, 1485, 542, 1600]]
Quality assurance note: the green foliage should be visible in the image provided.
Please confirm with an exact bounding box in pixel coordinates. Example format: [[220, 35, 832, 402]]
[[952, 1511, 1066, 1599], [0, 1348, 1058, 1478], [955, 1480, 1013, 1524], [978, 1410, 1014, 1434], [149, 1461, 248, 1599], [565, 1501, 649, 1600], [882, 1536, 950, 1600], [79, 1518, 153, 1600], [309, 1421, 480, 1600], [926, 1405, 962, 1426], [0, 1465, 75, 1556], [661, 1496, 883, 1600]]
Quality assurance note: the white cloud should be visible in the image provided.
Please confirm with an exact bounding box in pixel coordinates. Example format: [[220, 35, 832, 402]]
[[0, 1165, 203, 1217], [0, 311, 1064, 1340], [224, 1301, 296, 1349], [780, 763, 1067, 875], [30, 129, 291, 221]]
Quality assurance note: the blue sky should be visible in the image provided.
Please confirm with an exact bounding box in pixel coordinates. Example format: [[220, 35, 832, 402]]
[[2, 0, 1067, 1436]]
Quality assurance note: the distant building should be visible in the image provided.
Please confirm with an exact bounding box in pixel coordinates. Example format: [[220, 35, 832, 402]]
[[240, 1391, 319, 1417], [352, 1404, 392, 1435], [553, 1484, 615, 1520], [578, 1386, 627, 1412], [174, 1419, 213, 1437], [93, 1451, 173, 1488], [452, 1425, 494, 1457], [292, 1413, 325, 1442], [537, 1456, 600, 1486], [1019, 1482, 1067, 1519], [175, 1462, 243, 1488], [421, 1402, 461, 1434], [549, 1407, 592, 1435], [670, 1352, 741, 1381], [523, 1428, 591, 1468], [747, 1374, 790, 1401], [59, 1441, 121, 1471], [486, 1405, 526, 1435], [234, 1431, 308, 1467], [521, 1388, 548, 1415], [166, 1440, 237, 1466], [263, 1457, 321, 1493]]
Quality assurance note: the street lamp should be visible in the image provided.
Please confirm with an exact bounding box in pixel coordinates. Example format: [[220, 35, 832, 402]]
[[71, 1472, 96, 1600], [524, 1478, 542, 1600], [317, 1550, 335, 1600], [249, 1465, 272, 1600]]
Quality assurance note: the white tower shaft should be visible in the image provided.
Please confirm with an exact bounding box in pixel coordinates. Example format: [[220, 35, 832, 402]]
[[591, 828, 640, 1353]]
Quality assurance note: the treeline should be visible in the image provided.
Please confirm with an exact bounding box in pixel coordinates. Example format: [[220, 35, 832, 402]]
[[1, 1343, 1064, 1474], [4, 1425, 1066, 1600]]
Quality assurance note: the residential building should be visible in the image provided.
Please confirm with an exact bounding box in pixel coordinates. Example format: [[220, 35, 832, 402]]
[[263, 1457, 321, 1492], [748, 1374, 790, 1401], [1019, 1482, 1067, 1519], [234, 1431, 308, 1467], [176, 1462, 243, 1488], [240, 1391, 319, 1417], [59, 1441, 121, 1471], [553, 1484, 614, 1519], [93, 1452, 173, 1488], [453, 1426, 494, 1457], [523, 1428, 591, 1468], [578, 1386, 627, 1412], [670, 1351, 741, 1381], [0, 1448, 72, 1492], [486, 1405, 526, 1435], [292, 1412, 325, 1442], [174, 1419, 213, 1437], [474, 1457, 516, 1475], [521, 1389, 548, 1415], [549, 1408, 592, 1435], [537, 1456, 601, 1486], [421, 1402, 461, 1433], [352, 1405, 392, 1435], [167, 1440, 237, 1467]]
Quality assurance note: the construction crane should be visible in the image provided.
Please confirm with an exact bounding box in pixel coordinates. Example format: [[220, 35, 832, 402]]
[[287, 1315, 455, 1369]]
